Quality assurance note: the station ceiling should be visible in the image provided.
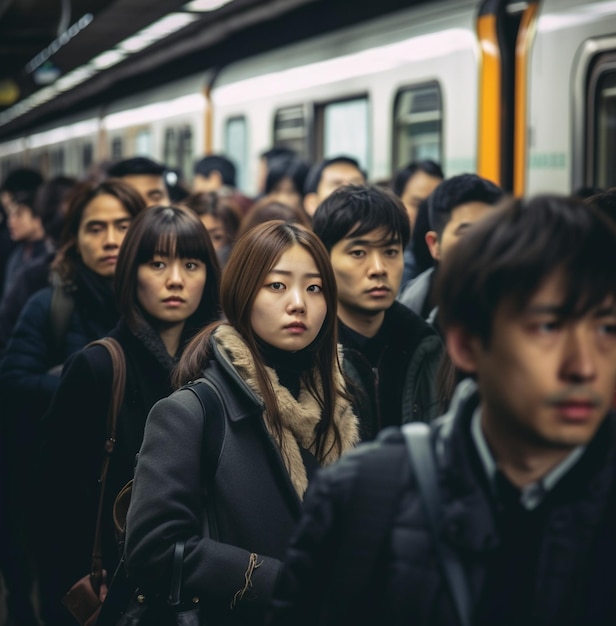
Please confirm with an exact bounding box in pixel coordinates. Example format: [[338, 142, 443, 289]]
[[0, 0, 424, 141]]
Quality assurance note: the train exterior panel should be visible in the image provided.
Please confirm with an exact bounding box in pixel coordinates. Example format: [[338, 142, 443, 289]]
[[2, 0, 616, 196], [527, 0, 616, 195], [211, 0, 479, 194]]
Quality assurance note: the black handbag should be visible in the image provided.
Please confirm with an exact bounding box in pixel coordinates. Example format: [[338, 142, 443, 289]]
[[97, 541, 199, 626]]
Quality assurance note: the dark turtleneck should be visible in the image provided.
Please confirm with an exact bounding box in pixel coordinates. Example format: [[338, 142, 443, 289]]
[[255, 337, 320, 479], [255, 336, 314, 399]]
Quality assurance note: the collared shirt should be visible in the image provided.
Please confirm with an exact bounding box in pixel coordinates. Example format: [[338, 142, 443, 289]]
[[471, 407, 585, 510]]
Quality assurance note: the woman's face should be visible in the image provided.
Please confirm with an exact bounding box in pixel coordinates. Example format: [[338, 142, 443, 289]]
[[251, 244, 327, 351], [76, 194, 133, 277], [200, 214, 227, 251], [137, 253, 207, 326], [270, 177, 302, 211]]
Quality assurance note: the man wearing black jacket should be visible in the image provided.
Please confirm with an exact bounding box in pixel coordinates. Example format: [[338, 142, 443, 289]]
[[312, 185, 442, 440], [269, 194, 616, 626]]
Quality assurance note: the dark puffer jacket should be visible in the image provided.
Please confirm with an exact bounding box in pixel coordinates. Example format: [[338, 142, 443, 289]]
[[0, 261, 119, 617], [0, 262, 118, 411], [268, 381, 616, 626], [340, 301, 442, 440]]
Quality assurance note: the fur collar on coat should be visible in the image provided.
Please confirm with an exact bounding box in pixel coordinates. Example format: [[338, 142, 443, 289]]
[[212, 324, 359, 498]]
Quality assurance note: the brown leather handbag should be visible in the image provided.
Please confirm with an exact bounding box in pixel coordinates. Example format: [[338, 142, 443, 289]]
[[61, 337, 126, 626]]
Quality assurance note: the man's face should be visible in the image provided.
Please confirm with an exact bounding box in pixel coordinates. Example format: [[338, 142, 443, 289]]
[[5, 197, 42, 243], [329, 226, 404, 325], [429, 201, 494, 261], [460, 272, 616, 452], [317, 163, 365, 203], [401, 171, 441, 228], [77, 194, 133, 277], [192, 173, 220, 193], [122, 174, 169, 207]]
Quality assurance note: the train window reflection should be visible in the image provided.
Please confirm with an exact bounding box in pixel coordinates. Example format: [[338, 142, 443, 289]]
[[320, 96, 369, 172], [273, 105, 308, 158], [225, 116, 248, 191], [164, 128, 177, 167], [164, 126, 192, 179], [50, 148, 65, 176], [595, 71, 616, 189], [179, 126, 193, 181], [393, 82, 442, 171], [82, 143, 93, 172], [136, 129, 152, 156], [111, 137, 123, 161]]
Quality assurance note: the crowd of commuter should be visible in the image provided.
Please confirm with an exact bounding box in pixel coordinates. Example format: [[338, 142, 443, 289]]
[[0, 145, 615, 626]]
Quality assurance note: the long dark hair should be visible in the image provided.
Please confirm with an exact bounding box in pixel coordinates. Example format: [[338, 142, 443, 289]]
[[51, 179, 145, 281], [175, 220, 343, 459], [114, 205, 221, 344]]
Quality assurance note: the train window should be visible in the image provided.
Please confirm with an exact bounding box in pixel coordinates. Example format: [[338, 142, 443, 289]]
[[82, 144, 93, 172], [318, 97, 369, 172], [225, 116, 248, 192], [164, 128, 177, 168], [111, 137, 123, 161], [273, 106, 308, 158], [393, 83, 442, 171], [178, 126, 193, 180], [593, 70, 616, 189], [136, 130, 152, 157], [50, 148, 65, 176]]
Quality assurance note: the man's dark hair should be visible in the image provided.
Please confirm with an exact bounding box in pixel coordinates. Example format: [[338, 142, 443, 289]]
[[428, 173, 503, 237], [312, 185, 410, 252], [1, 168, 44, 209], [585, 188, 616, 226], [437, 194, 616, 345], [261, 146, 296, 165], [392, 160, 444, 197], [573, 185, 604, 200], [265, 156, 310, 197], [34, 175, 77, 243], [107, 156, 166, 178], [194, 155, 236, 187], [303, 156, 365, 195]]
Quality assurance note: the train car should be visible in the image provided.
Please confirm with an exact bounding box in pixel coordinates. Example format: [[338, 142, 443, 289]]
[[1, 0, 616, 197]]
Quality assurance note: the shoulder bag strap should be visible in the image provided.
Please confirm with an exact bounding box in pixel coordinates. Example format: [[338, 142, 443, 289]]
[[402, 422, 472, 626], [185, 376, 226, 541], [168, 541, 186, 606], [87, 337, 126, 592]]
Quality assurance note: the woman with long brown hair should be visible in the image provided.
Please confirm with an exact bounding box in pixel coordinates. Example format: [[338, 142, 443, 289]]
[[124, 220, 359, 626]]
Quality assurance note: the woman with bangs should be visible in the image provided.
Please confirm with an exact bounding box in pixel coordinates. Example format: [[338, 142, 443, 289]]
[[38, 205, 221, 626], [123, 220, 359, 626]]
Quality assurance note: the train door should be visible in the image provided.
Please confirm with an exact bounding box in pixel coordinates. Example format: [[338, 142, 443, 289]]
[[576, 41, 616, 192], [476, 0, 540, 194]]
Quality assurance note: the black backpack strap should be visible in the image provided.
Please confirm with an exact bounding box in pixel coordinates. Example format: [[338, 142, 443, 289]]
[[184, 375, 226, 542], [402, 422, 472, 626]]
